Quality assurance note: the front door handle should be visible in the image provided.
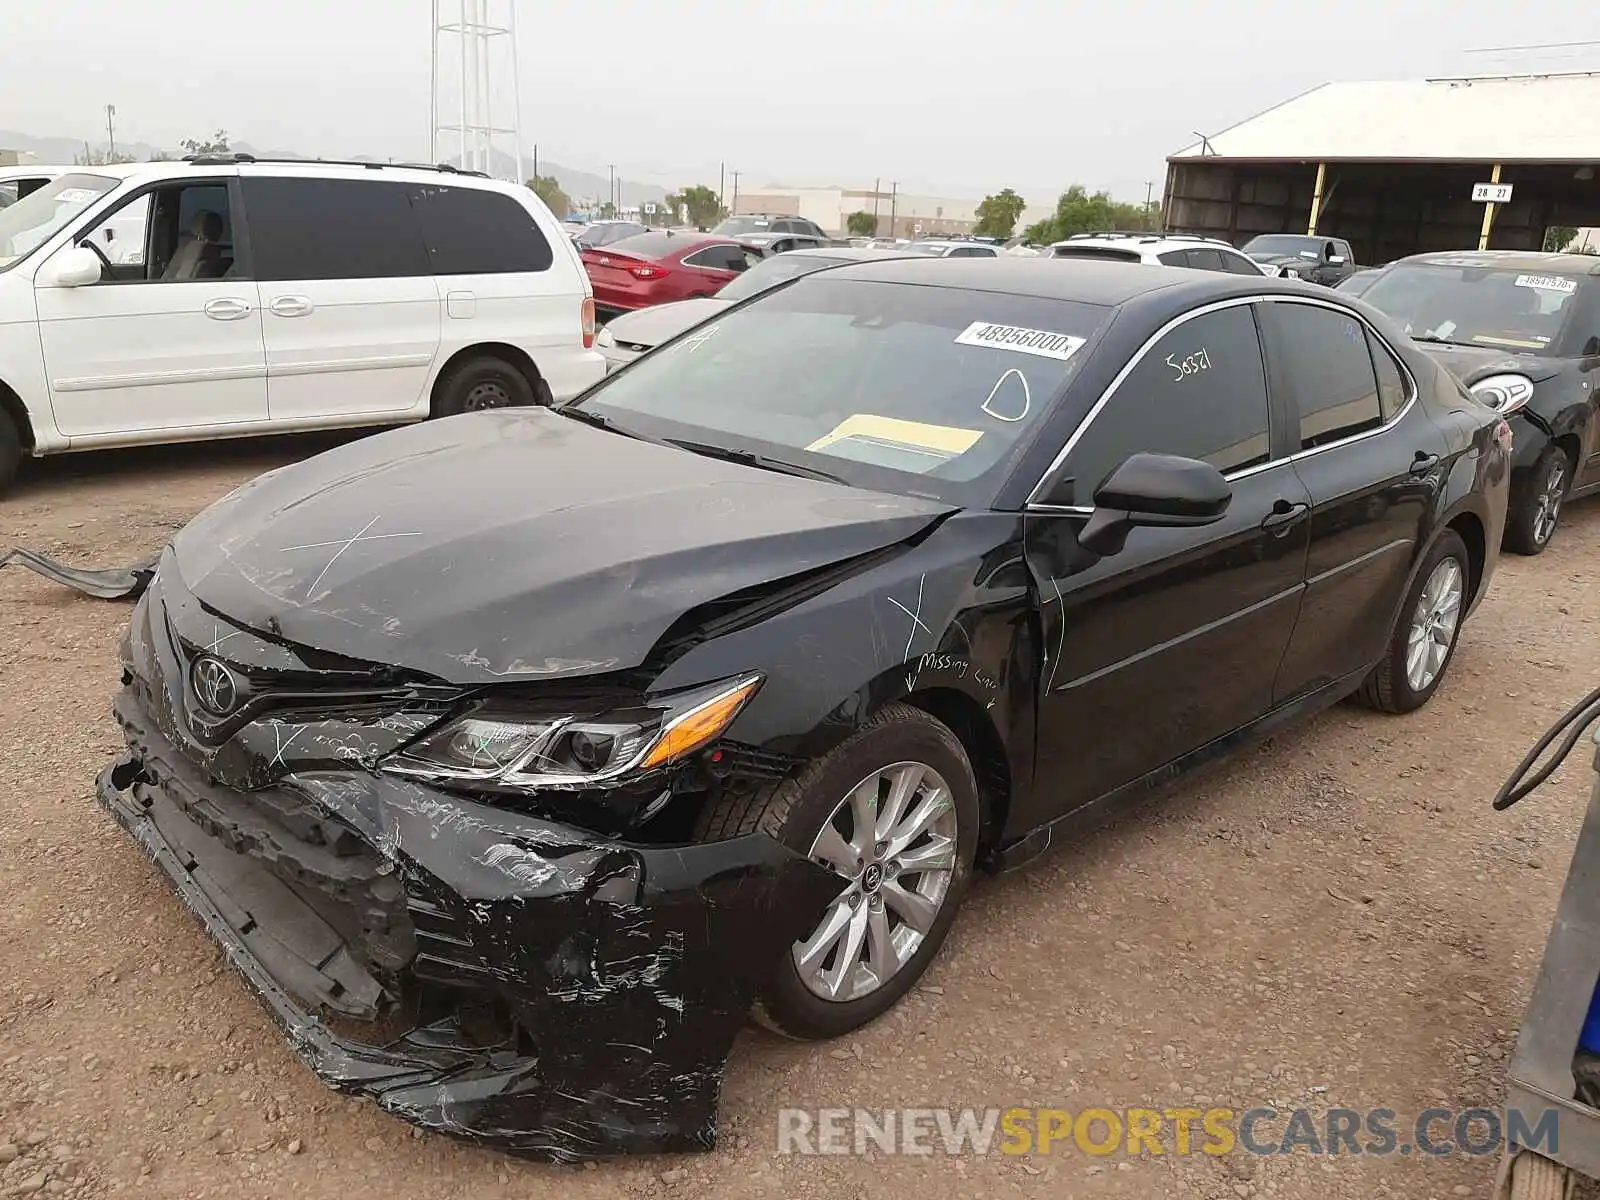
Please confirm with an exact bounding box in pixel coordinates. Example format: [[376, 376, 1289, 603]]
[[1409, 452, 1441, 477], [269, 295, 314, 318], [203, 297, 252, 321], [1261, 499, 1310, 535]]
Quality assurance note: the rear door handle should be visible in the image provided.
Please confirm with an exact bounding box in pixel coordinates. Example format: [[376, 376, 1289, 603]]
[[269, 295, 314, 318], [203, 297, 252, 321], [1261, 499, 1310, 535], [1409, 452, 1441, 477]]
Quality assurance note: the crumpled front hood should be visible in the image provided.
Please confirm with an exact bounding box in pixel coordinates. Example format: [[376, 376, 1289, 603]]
[[605, 297, 729, 348], [172, 409, 951, 684], [1410, 340, 1568, 386]]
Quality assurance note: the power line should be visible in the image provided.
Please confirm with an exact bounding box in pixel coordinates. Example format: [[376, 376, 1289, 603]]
[[1465, 38, 1600, 53]]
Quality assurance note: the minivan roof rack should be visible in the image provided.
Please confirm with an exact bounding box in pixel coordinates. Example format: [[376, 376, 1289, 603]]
[[180, 152, 490, 178]]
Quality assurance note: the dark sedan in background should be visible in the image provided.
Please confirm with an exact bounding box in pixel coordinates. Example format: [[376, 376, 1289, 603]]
[[96, 259, 1507, 1160], [595, 245, 908, 371], [1358, 249, 1600, 553], [1244, 233, 1358, 286], [580, 231, 764, 316]]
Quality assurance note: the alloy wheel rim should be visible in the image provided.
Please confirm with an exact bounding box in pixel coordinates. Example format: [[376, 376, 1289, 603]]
[[1532, 460, 1566, 545], [463, 380, 512, 411], [793, 761, 958, 1002], [1405, 557, 1464, 693]]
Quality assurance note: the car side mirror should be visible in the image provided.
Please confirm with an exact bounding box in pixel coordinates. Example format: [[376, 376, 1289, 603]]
[[39, 246, 104, 289], [1077, 452, 1232, 556]]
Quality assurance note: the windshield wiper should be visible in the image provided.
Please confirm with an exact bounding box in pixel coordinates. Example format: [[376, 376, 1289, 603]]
[[1410, 334, 1478, 348], [552, 406, 661, 443], [663, 438, 848, 485]]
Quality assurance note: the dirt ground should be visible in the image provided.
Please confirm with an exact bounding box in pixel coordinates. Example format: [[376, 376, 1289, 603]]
[[3, 432, 1598, 1200]]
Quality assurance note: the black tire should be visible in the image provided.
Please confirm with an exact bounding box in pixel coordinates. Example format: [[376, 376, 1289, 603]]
[[1504, 445, 1571, 556], [0, 409, 20, 497], [696, 702, 979, 1040], [431, 355, 537, 417], [1355, 529, 1469, 714]]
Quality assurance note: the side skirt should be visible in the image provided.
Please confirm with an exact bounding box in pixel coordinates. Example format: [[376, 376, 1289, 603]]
[[985, 664, 1370, 874]]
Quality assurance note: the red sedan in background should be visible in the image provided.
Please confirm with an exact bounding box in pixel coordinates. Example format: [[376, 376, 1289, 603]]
[[581, 232, 764, 314]]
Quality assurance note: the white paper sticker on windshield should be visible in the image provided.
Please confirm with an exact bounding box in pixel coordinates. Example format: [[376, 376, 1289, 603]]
[[954, 321, 1085, 361], [1514, 274, 1577, 295], [53, 188, 101, 204]]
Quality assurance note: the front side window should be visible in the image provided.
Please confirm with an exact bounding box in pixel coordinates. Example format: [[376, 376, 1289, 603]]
[[1261, 302, 1383, 449], [578, 276, 1110, 506], [0, 172, 118, 270], [243, 177, 428, 281], [1360, 263, 1579, 353], [1059, 304, 1271, 505], [1221, 250, 1265, 276], [79, 182, 237, 282]]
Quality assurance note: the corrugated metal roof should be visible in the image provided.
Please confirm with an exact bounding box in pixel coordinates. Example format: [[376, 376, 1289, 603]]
[[1171, 73, 1600, 163]]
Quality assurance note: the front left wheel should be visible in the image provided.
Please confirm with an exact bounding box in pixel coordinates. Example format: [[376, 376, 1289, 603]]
[[695, 702, 979, 1040]]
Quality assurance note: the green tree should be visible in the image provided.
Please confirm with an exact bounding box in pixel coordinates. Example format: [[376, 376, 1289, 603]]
[[680, 184, 725, 230], [1023, 184, 1150, 245], [973, 188, 1026, 239], [1544, 226, 1579, 252], [527, 175, 571, 218], [659, 192, 683, 227], [180, 130, 231, 157], [846, 210, 879, 237]]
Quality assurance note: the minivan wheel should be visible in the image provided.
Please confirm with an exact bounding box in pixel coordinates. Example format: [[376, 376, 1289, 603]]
[[433, 355, 537, 417], [1355, 529, 1469, 714], [0, 410, 19, 496], [1505, 446, 1570, 556], [694, 702, 979, 1040]]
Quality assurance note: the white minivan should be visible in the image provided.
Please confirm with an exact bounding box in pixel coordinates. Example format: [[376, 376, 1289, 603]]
[[0, 157, 604, 492]]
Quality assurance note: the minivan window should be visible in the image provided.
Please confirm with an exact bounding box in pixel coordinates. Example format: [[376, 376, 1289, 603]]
[[410, 184, 553, 274], [242, 177, 429, 281], [1060, 304, 1271, 505], [1262, 302, 1383, 448], [580, 276, 1110, 506], [0, 173, 117, 270]]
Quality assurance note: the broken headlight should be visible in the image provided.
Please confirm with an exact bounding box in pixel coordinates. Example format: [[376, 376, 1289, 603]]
[[382, 673, 762, 789]]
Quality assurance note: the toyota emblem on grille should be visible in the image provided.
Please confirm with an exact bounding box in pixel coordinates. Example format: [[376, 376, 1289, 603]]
[[190, 656, 240, 718]]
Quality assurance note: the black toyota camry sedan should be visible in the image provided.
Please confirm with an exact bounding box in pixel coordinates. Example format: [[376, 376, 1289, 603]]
[[1356, 250, 1600, 554], [98, 258, 1510, 1160]]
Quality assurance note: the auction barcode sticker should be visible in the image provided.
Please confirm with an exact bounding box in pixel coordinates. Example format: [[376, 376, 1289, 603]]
[[955, 322, 1086, 362], [1514, 274, 1577, 294]]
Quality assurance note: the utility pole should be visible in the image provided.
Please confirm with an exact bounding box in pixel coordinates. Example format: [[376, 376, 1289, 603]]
[[730, 170, 741, 214], [888, 182, 898, 239], [531, 144, 537, 182], [718, 161, 725, 211], [607, 163, 615, 214], [872, 177, 880, 232], [1144, 180, 1154, 229], [105, 104, 117, 161]]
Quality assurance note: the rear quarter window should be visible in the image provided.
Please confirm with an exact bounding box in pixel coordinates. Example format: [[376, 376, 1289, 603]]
[[409, 185, 553, 274]]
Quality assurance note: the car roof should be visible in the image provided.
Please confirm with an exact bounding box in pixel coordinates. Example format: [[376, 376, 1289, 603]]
[[1396, 249, 1600, 276], [39, 159, 532, 192], [787, 246, 914, 262], [819, 255, 1305, 306], [0, 164, 72, 180]]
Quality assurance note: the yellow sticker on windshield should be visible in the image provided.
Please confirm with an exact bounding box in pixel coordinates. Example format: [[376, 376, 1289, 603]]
[[807, 415, 982, 455]]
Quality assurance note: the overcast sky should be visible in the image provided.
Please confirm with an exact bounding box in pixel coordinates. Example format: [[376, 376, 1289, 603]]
[[3, 1, 1594, 201]]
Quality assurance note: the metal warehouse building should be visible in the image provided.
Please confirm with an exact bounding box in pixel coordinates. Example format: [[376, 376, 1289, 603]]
[[1164, 71, 1600, 263]]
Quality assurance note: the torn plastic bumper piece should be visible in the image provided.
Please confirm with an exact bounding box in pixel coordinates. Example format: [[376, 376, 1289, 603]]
[[1, 548, 156, 599], [95, 738, 841, 1160]]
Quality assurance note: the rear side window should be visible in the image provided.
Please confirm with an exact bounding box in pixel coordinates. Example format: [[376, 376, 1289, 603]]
[[1060, 304, 1271, 504], [242, 177, 428, 281], [1184, 248, 1226, 271], [684, 244, 751, 272], [1262, 302, 1383, 449], [409, 184, 553, 274]]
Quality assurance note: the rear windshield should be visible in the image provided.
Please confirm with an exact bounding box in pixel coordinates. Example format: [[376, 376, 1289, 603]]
[[716, 252, 857, 301], [577, 276, 1110, 506], [576, 222, 643, 247], [1052, 246, 1142, 263], [597, 232, 697, 260], [1361, 263, 1582, 353]]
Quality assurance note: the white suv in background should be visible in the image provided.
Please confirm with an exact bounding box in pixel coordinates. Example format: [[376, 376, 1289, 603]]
[[0, 156, 603, 493], [1050, 232, 1269, 275]]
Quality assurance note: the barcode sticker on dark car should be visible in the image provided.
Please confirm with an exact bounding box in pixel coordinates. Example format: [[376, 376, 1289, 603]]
[[954, 322, 1086, 361]]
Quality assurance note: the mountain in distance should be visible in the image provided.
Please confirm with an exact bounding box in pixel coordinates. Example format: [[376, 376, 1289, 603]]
[[0, 128, 673, 210]]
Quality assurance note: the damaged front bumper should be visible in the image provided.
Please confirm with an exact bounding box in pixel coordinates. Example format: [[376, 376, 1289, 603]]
[[96, 580, 840, 1160]]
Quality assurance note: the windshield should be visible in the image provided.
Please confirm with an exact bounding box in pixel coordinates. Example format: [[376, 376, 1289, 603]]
[[1360, 263, 1580, 353], [711, 216, 774, 236], [1244, 235, 1321, 259], [0, 173, 116, 270], [576, 276, 1109, 505], [715, 252, 857, 301]]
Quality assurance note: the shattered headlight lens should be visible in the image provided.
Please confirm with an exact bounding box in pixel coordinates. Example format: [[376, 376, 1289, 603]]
[[383, 673, 762, 789]]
